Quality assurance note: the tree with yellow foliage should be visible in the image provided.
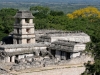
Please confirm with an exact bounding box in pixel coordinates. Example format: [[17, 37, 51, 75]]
[[67, 6, 100, 19]]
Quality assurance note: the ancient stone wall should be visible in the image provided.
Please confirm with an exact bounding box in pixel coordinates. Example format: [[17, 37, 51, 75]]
[[10, 55, 93, 71]]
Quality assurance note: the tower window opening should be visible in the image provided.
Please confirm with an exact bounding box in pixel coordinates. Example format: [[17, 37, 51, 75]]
[[25, 18, 30, 23], [27, 39, 30, 43], [17, 18, 21, 24], [17, 28, 19, 34], [26, 28, 30, 33], [17, 39, 19, 44]]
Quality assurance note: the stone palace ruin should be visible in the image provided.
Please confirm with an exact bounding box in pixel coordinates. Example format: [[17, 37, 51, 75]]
[[0, 11, 93, 74]]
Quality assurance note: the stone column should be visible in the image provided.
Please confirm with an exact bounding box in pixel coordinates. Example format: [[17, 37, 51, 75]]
[[25, 54, 33, 57], [1, 58, 6, 63], [55, 50, 61, 60], [62, 52, 66, 60], [70, 52, 80, 58], [29, 19, 33, 23], [61, 51, 66, 60], [21, 19, 25, 24], [5, 56, 10, 62], [11, 56, 15, 62], [18, 55, 24, 59], [13, 39, 17, 44]]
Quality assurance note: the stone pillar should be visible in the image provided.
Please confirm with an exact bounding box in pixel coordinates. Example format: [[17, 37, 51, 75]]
[[25, 54, 33, 57], [64, 52, 67, 60], [30, 28, 34, 33], [1, 58, 6, 63], [18, 55, 24, 59], [13, 39, 17, 44], [11, 56, 15, 62], [61, 52, 66, 60], [31, 39, 35, 43], [21, 19, 25, 24], [5, 56, 10, 62], [29, 19, 33, 23], [70, 52, 80, 58], [19, 39, 22, 44], [14, 29, 17, 34], [55, 50, 61, 60]]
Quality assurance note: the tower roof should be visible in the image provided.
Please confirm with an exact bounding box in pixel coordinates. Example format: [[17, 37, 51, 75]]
[[14, 10, 34, 18]]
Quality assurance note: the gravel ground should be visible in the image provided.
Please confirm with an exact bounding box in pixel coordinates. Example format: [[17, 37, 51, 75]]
[[18, 67, 85, 75]]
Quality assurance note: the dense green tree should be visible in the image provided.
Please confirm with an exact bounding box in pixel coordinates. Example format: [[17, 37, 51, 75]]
[[50, 10, 64, 16], [0, 8, 18, 40], [30, 6, 49, 18]]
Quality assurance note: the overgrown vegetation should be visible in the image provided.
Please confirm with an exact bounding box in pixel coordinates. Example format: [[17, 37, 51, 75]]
[[0, 8, 18, 40], [67, 6, 100, 19], [0, 6, 100, 74]]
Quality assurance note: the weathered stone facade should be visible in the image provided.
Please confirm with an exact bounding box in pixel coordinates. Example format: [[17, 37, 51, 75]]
[[0, 10, 93, 75], [13, 11, 35, 44]]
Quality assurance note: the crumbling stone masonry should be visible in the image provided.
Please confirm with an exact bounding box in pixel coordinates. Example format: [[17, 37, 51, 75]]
[[0, 10, 93, 74]]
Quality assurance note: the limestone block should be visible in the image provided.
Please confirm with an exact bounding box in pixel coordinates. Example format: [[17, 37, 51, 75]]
[[11, 56, 15, 62], [55, 50, 61, 60], [61, 52, 66, 60], [18, 55, 25, 59], [74, 44, 86, 52], [70, 52, 80, 58], [25, 54, 33, 57], [29, 19, 33, 23], [5, 56, 10, 63]]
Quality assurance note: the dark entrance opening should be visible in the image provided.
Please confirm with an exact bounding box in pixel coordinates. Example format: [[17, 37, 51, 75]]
[[17, 39, 19, 44], [15, 55, 19, 63], [27, 39, 30, 43], [66, 52, 70, 60], [51, 50, 55, 57]]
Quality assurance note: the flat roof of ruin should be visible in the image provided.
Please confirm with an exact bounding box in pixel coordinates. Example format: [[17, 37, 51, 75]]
[[51, 40, 81, 46], [14, 10, 34, 18], [49, 40, 85, 52], [35, 30, 89, 36], [0, 43, 46, 49]]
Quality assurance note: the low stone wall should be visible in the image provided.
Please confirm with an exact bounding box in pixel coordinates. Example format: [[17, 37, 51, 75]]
[[59, 55, 94, 65], [10, 55, 93, 71]]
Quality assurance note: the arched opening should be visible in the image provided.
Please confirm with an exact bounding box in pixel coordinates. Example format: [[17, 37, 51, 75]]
[[25, 18, 30, 23], [27, 39, 30, 43]]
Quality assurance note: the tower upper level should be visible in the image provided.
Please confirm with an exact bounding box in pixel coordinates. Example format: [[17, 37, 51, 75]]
[[14, 11, 34, 25], [13, 10, 35, 44], [14, 11, 34, 19]]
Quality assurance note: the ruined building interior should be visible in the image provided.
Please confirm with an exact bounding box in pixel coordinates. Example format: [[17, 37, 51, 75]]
[[0, 11, 93, 74]]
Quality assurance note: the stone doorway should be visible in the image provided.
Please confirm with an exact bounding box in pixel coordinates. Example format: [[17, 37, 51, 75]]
[[51, 50, 55, 57], [66, 52, 70, 60]]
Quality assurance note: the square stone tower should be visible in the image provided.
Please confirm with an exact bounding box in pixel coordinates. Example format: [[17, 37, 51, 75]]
[[13, 11, 35, 44]]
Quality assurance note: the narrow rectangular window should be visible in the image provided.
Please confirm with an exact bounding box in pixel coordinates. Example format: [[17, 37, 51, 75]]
[[17, 39, 19, 44], [17, 28, 19, 34], [26, 28, 30, 33], [25, 18, 30, 23], [27, 39, 30, 43]]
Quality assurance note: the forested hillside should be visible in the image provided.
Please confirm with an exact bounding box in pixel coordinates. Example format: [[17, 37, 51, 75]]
[[0, 6, 100, 74], [1, 0, 100, 4]]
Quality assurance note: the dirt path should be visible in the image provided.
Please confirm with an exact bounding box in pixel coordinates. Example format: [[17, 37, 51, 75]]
[[10, 64, 85, 75]]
